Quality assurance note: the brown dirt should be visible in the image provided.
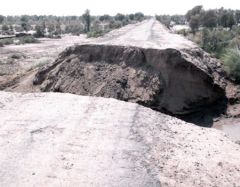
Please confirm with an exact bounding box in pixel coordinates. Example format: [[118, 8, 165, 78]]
[[31, 19, 226, 116]]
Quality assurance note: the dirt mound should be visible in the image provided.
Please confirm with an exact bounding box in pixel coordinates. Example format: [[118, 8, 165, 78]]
[[33, 44, 226, 115], [0, 91, 239, 187]]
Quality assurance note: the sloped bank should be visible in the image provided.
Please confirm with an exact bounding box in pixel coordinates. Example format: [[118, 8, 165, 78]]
[[33, 44, 226, 115]]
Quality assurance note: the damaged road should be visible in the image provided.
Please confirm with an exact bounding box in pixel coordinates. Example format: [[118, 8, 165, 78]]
[[32, 19, 226, 115]]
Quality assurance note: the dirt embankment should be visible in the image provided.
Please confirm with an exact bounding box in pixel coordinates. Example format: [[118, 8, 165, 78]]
[[33, 44, 226, 116]]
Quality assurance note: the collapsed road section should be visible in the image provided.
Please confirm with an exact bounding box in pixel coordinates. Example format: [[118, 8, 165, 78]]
[[33, 19, 226, 115]]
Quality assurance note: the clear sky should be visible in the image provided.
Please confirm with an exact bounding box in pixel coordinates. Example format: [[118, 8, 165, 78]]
[[0, 0, 240, 16]]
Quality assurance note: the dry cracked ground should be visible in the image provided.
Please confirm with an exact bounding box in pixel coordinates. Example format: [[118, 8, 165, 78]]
[[0, 18, 240, 186]]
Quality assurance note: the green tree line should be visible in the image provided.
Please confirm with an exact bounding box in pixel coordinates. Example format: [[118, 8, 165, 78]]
[[0, 11, 145, 37]]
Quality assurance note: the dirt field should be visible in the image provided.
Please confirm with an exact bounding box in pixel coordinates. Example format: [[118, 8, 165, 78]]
[[0, 35, 89, 74], [0, 35, 90, 90]]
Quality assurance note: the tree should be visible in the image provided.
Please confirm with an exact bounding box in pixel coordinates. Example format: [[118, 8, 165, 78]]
[[186, 5, 203, 21], [219, 10, 236, 29], [109, 20, 122, 29], [9, 25, 13, 32], [155, 15, 171, 28], [55, 23, 61, 35], [0, 15, 4, 24], [201, 28, 210, 50], [47, 23, 55, 33], [2, 24, 9, 34], [35, 24, 45, 37], [20, 15, 30, 31], [115, 13, 125, 21], [171, 15, 186, 25], [227, 13, 236, 29], [185, 5, 203, 33], [82, 9, 91, 32], [189, 15, 201, 33], [202, 10, 218, 28], [99, 14, 111, 22], [134, 12, 144, 21], [2, 24, 9, 32], [129, 14, 134, 21], [92, 20, 101, 30], [236, 10, 240, 24], [20, 15, 28, 23]]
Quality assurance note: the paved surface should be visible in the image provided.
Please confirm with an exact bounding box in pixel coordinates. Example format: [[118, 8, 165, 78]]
[[0, 92, 239, 187]]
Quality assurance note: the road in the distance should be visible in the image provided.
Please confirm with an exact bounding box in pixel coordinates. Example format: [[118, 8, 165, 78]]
[[94, 18, 197, 49]]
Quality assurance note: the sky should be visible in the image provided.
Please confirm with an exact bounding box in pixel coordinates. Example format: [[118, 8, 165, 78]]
[[0, 0, 240, 16]]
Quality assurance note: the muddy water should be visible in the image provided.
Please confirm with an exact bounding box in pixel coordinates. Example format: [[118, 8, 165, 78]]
[[214, 118, 240, 142]]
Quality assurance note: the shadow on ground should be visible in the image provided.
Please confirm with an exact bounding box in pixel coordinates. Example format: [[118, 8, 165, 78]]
[[179, 97, 228, 127]]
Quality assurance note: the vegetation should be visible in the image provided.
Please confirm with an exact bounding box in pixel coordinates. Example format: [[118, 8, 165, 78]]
[[82, 9, 91, 32], [185, 6, 239, 32], [222, 48, 240, 82], [156, 6, 240, 83], [0, 38, 14, 46], [18, 35, 39, 44], [200, 28, 233, 57], [0, 36, 39, 46], [0, 11, 146, 47], [87, 30, 105, 38], [182, 24, 240, 59], [0, 15, 4, 24], [0, 11, 146, 40], [155, 15, 185, 28], [186, 5, 203, 33]]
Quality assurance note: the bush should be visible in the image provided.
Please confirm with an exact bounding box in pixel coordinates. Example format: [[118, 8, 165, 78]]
[[229, 37, 240, 49], [0, 38, 14, 46], [0, 36, 39, 46], [17, 36, 39, 44], [222, 48, 240, 82], [46, 34, 61, 39], [201, 28, 232, 57], [155, 15, 171, 28], [10, 53, 24, 59], [176, 29, 188, 36], [87, 30, 105, 38]]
